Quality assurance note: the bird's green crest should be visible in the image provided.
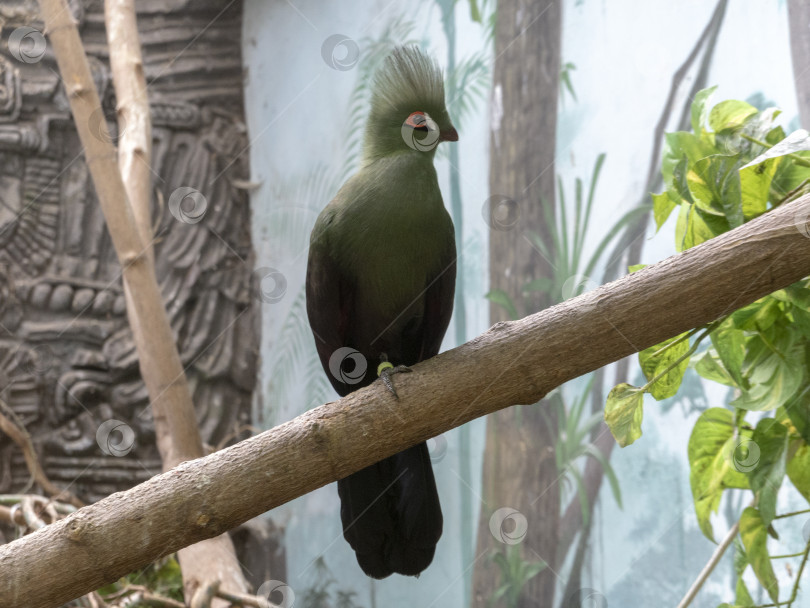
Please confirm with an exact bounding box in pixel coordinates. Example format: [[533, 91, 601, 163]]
[[363, 46, 456, 162]]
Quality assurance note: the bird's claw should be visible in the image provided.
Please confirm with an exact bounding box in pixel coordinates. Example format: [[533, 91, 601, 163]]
[[378, 362, 412, 399]]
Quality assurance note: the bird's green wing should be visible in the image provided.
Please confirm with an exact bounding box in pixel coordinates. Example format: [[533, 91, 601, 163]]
[[305, 212, 355, 396], [418, 230, 456, 360]]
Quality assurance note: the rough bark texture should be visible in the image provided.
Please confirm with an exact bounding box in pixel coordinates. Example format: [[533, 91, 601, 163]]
[[789, 0, 810, 128], [475, 1, 562, 606], [4, 192, 810, 608]]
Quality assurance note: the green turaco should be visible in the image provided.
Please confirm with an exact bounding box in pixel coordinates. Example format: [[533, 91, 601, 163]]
[[306, 46, 458, 578]]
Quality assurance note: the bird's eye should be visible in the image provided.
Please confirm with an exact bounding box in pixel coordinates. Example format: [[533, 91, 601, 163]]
[[404, 111, 429, 131]]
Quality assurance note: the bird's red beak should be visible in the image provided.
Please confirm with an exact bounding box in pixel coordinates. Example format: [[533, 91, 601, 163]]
[[439, 127, 459, 142]]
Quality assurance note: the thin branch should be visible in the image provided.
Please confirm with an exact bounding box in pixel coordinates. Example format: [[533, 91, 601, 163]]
[[754, 540, 810, 608], [108, 585, 185, 608], [788, 541, 810, 608], [215, 589, 274, 608], [105, 0, 153, 259], [775, 508, 810, 520], [0, 505, 24, 527], [3, 193, 810, 607], [41, 0, 249, 601], [40, 0, 201, 473], [0, 397, 84, 508], [676, 520, 739, 608]]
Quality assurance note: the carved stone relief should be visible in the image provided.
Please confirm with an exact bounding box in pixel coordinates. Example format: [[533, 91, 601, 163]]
[[0, 0, 258, 508]]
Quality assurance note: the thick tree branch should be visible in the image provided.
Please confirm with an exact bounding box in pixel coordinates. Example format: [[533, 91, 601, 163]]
[[3, 195, 810, 607]]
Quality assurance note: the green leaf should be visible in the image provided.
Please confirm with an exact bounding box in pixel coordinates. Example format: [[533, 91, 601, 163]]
[[742, 128, 810, 168], [709, 100, 758, 132], [673, 157, 694, 203], [688, 408, 749, 541], [628, 263, 647, 273], [662, 132, 715, 184], [687, 155, 744, 228], [694, 349, 737, 387], [735, 576, 755, 607], [468, 0, 482, 22], [674, 202, 689, 252], [691, 86, 717, 134], [739, 507, 779, 603], [746, 418, 788, 526], [739, 154, 780, 220], [785, 284, 810, 308], [765, 123, 786, 145], [785, 385, 810, 444], [787, 443, 810, 503], [711, 324, 746, 387], [604, 383, 644, 447], [639, 332, 691, 400], [485, 289, 518, 321], [732, 346, 803, 412], [734, 535, 748, 575], [675, 202, 726, 252], [522, 277, 553, 294], [652, 191, 677, 231], [730, 296, 782, 332], [792, 305, 810, 339], [561, 62, 577, 102], [746, 107, 782, 143], [771, 147, 810, 198]]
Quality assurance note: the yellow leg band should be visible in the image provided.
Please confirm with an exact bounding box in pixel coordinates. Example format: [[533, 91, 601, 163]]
[[377, 361, 394, 377]]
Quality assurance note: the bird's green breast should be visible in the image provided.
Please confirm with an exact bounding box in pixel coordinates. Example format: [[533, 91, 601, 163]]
[[314, 153, 454, 318]]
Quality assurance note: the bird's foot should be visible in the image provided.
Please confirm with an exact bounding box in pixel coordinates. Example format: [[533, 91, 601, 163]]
[[377, 355, 412, 399]]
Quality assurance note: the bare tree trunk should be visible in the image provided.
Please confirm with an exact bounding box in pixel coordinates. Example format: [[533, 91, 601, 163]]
[[473, 1, 562, 606], [789, 0, 810, 127], [3, 191, 810, 608]]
